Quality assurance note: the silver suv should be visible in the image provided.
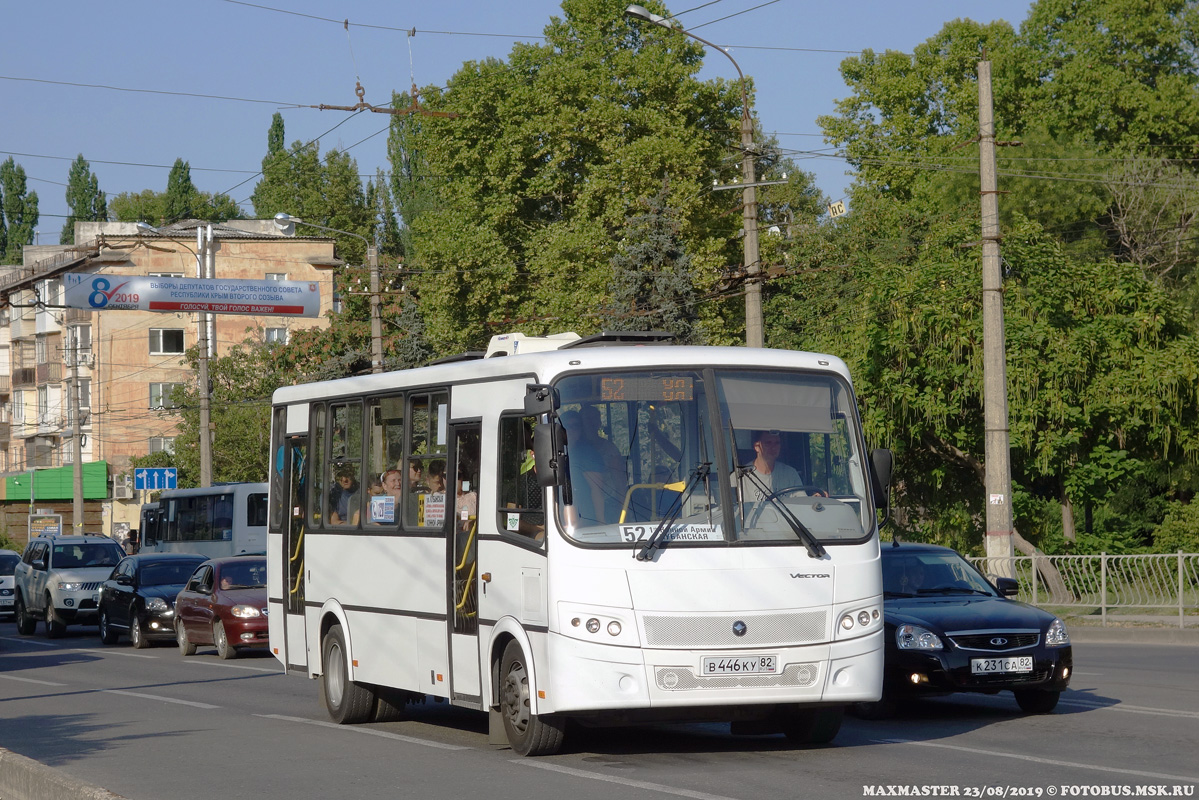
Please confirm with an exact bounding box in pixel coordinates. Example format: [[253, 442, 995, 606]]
[[14, 535, 125, 638]]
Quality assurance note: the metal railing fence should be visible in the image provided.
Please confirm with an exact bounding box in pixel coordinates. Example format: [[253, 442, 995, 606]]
[[967, 552, 1199, 628]]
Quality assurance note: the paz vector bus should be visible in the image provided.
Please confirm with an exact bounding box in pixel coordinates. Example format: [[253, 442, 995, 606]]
[[266, 331, 892, 755]]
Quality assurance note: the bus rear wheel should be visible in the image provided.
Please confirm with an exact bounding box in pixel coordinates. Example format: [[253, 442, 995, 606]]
[[499, 640, 565, 756], [321, 624, 375, 724]]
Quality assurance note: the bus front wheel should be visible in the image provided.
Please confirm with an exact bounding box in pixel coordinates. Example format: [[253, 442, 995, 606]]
[[499, 640, 565, 756], [321, 624, 375, 724]]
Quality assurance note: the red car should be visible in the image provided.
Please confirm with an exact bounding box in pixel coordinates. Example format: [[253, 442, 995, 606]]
[[174, 556, 268, 660]]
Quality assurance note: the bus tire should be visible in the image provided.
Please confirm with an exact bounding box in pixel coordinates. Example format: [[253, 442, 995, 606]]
[[371, 687, 410, 723], [781, 706, 843, 745], [320, 624, 374, 724], [499, 640, 565, 756]]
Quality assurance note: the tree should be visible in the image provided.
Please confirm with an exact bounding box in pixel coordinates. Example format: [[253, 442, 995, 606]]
[[60, 154, 107, 244], [0, 158, 39, 264], [606, 182, 700, 342], [109, 159, 244, 225], [387, 0, 775, 352]]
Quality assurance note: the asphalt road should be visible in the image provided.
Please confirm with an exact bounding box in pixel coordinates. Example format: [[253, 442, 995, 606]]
[[1, 621, 1196, 800]]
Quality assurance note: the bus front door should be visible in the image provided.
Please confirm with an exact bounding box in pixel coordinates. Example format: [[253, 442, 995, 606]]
[[282, 434, 309, 671], [449, 424, 482, 708]]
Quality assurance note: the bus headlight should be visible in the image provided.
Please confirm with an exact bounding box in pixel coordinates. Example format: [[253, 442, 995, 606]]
[[836, 603, 882, 639]]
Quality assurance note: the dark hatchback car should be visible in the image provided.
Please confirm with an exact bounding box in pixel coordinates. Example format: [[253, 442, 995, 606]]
[[861, 542, 1072, 717], [174, 556, 268, 660], [98, 553, 207, 648]]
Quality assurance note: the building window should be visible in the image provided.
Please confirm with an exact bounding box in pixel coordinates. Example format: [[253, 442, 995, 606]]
[[150, 437, 176, 454], [69, 325, 92, 365], [78, 379, 91, 410], [35, 336, 48, 364], [265, 272, 287, 281], [265, 327, 288, 345], [150, 329, 185, 355], [150, 382, 183, 409], [37, 386, 48, 420]]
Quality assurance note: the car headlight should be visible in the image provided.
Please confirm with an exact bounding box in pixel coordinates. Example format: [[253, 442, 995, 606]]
[[1045, 617, 1070, 647], [57, 582, 83, 592], [146, 597, 169, 613], [895, 623, 943, 650], [231, 605, 262, 618]]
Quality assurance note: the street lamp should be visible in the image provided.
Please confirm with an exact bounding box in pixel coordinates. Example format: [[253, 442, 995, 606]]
[[136, 221, 215, 487], [624, 4, 763, 348], [273, 213, 383, 374]]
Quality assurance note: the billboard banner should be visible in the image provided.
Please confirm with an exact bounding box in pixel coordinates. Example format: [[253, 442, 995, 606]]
[[62, 273, 321, 318]]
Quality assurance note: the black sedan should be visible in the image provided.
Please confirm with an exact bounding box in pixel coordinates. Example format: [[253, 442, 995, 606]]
[[98, 553, 208, 648], [860, 541, 1072, 717]]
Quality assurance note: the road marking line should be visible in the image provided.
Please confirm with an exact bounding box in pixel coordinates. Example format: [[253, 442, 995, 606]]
[[513, 761, 741, 800], [257, 714, 471, 750], [73, 648, 158, 659], [103, 689, 220, 709], [1057, 698, 1199, 719], [0, 674, 67, 686], [873, 738, 1199, 783], [0, 637, 58, 647]]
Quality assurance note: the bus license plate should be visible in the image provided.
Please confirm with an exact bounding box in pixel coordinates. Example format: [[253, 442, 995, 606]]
[[702, 655, 778, 675], [970, 656, 1033, 674]]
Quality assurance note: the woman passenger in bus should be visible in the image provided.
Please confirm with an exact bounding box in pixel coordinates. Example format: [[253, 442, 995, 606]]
[[427, 460, 447, 495]]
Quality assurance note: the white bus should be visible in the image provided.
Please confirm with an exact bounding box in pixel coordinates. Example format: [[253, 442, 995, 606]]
[[140, 483, 269, 558], [267, 332, 892, 755]]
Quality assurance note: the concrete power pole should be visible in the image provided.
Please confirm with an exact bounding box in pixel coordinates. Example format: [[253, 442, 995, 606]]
[[198, 225, 215, 488], [741, 112, 763, 349], [978, 60, 1015, 569], [369, 244, 383, 373], [70, 326, 84, 532]]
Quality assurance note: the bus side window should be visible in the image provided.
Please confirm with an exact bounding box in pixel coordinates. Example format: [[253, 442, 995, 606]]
[[497, 416, 545, 542], [308, 404, 326, 529], [406, 392, 448, 528]]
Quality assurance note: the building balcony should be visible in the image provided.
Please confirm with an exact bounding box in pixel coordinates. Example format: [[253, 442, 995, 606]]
[[9, 315, 33, 339], [13, 367, 35, 388], [37, 362, 63, 383], [0, 421, 9, 443], [0, 375, 9, 396], [64, 307, 92, 324]]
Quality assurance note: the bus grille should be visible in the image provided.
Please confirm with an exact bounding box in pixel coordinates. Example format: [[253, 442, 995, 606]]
[[655, 663, 820, 691], [642, 610, 827, 648]]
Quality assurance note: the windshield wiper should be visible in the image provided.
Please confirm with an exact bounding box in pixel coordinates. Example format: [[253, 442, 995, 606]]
[[635, 463, 711, 562], [883, 590, 916, 598], [737, 467, 827, 559]]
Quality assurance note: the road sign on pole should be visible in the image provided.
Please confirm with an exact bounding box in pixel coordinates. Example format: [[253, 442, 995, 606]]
[[134, 467, 177, 491]]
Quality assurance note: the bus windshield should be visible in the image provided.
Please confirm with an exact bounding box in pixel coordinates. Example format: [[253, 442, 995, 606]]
[[553, 369, 872, 548]]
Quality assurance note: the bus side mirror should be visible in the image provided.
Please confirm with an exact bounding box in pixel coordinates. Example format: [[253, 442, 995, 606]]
[[532, 422, 565, 488], [870, 448, 893, 525], [524, 383, 557, 416]]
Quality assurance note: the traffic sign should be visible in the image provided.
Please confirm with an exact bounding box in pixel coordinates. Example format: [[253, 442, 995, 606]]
[[134, 467, 177, 491]]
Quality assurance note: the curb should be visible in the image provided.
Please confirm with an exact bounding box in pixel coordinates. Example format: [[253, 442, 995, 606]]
[[0, 747, 125, 800]]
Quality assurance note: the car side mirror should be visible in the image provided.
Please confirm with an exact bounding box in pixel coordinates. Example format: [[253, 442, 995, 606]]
[[32, 559, 46, 571], [993, 576, 1019, 597], [115, 574, 134, 586]]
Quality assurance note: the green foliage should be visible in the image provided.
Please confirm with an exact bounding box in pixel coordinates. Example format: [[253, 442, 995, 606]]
[[606, 182, 700, 342], [387, 0, 775, 352], [1154, 500, 1199, 553], [109, 159, 244, 225], [0, 158, 39, 264], [60, 154, 107, 245]]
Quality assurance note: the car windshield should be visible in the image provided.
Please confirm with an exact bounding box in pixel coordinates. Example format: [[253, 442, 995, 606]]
[[140, 562, 203, 586], [53, 543, 123, 568], [882, 551, 998, 597], [218, 561, 266, 589], [0, 554, 18, 575], [552, 368, 873, 548]]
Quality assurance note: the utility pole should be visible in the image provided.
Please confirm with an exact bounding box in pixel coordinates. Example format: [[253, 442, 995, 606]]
[[368, 244, 382, 373], [70, 325, 84, 532], [741, 110, 763, 349], [978, 59, 1014, 570], [198, 225, 215, 488]]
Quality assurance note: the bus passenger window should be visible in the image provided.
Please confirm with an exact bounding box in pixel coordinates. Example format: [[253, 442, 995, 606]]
[[497, 416, 545, 541]]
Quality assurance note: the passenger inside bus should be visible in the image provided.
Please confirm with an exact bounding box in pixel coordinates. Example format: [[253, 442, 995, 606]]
[[561, 407, 627, 525], [734, 429, 825, 503], [329, 466, 360, 526]]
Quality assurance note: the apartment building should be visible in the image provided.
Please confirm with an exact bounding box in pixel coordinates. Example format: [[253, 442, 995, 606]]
[[0, 219, 339, 543]]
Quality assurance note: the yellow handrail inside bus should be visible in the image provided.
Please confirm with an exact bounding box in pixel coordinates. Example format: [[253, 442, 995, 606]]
[[289, 527, 305, 597], [618, 481, 686, 524], [455, 562, 476, 615], [454, 519, 476, 573]]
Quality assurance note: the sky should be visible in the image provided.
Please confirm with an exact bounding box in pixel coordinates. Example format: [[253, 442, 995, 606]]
[[2, 0, 1037, 246]]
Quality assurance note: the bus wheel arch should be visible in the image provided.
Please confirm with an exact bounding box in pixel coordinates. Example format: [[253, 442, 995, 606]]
[[316, 604, 351, 679], [487, 619, 539, 715]]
